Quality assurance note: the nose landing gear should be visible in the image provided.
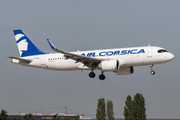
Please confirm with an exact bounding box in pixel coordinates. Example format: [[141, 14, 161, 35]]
[[150, 70, 155, 75], [150, 65, 155, 75]]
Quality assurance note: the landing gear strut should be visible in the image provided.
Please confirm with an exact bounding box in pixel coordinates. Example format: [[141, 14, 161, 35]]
[[99, 72, 105, 80], [89, 63, 97, 78], [88, 62, 106, 80], [150, 65, 155, 75]]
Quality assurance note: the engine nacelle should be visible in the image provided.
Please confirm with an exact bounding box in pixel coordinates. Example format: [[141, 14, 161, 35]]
[[99, 60, 119, 72], [99, 59, 126, 72], [115, 66, 134, 75]]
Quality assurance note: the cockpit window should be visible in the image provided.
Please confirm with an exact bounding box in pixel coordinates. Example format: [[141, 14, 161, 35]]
[[158, 49, 168, 53]]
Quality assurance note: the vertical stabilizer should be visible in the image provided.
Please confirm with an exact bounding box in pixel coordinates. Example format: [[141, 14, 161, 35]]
[[13, 29, 45, 57]]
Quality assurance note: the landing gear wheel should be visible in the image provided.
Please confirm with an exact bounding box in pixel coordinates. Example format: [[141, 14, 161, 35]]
[[150, 70, 155, 75], [150, 65, 155, 75], [89, 72, 95, 78], [99, 74, 105, 80]]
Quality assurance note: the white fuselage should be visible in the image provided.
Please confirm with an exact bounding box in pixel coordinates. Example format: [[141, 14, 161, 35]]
[[11, 46, 174, 71]]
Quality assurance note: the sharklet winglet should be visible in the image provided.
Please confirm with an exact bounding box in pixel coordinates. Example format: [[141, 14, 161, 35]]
[[47, 39, 56, 50]]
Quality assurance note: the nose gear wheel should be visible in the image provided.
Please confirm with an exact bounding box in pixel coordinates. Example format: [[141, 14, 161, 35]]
[[150, 65, 155, 75], [150, 70, 155, 75]]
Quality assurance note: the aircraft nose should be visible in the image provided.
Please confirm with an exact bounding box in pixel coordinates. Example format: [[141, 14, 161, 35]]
[[169, 53, 174, 61]]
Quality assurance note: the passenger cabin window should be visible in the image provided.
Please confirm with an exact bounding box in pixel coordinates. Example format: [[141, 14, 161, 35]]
[[158, 49, 168, 53]]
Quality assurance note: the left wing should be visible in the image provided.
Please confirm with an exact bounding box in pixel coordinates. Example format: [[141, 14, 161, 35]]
[[47, 39, 101, 67]]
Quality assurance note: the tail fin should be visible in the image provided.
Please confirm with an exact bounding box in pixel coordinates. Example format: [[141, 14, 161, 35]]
[[13, 29, 45, 57]]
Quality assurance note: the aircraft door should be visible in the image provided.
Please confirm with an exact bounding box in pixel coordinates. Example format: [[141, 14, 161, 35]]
[[147, 45, 152, 57], [41, 55, 46, 66]]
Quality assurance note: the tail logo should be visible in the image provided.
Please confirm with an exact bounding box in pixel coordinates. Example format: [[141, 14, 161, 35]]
[[15, 34, 25, 42], [15, 34, 28, 56], [13, 30, 45, 57]]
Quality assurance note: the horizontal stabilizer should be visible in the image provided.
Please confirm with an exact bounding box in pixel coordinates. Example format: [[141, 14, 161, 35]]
[[8, 56, 32, 62]]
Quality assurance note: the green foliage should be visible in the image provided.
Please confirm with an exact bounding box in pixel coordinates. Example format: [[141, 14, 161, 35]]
[[73, 118, 80, 120], [124, 95, 132, 120], [96, 98, 106, 120], [0, 109, 9, 120], [124, 93, 146, 120], [23, 114, 34, 120], [133, 93, 146, 120], [10, 117, 21, 120], [107, 100, 114, 120], [52, 114, 60, 120], [59, 117, 72, 120], [52, 115, 77, 120]]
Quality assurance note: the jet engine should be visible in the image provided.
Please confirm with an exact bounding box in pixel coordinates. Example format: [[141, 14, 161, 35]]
[[115, 66, 134, 75], [98, 59, 126, 72]]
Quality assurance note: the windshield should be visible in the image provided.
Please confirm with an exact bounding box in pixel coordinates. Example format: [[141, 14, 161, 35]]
[[158, 49, 168, 53]]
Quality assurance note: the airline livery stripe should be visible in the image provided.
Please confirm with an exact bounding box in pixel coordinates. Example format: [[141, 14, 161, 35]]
[[15, 34, 24, 41]]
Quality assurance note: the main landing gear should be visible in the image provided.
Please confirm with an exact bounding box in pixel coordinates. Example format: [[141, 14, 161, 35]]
[[88, 62, 105, 80], [89, 64, 96, 78], [150, 65, 155, 75], [89, 72, 95, 78], [99, 72, 105, 80], [89, 71, 105, 80]]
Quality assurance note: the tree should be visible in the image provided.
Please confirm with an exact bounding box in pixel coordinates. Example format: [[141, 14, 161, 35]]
[[96, 98, 106, 120], [0, 109, 9, 120], [52, 114, 60, 120], [73, 118, 80, 120], [11, 117, 21, 120], [58, 117, 74, 120], [124, 93, 146, 120], [23, 114, 34, 120], [107, 100, 114, 120], [124, 95, 132, 120], [133, 93, 146, 120], [62, 118, 72, 120]]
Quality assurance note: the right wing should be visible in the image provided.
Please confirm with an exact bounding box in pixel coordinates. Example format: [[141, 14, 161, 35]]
[[47, 39, 101, 67]]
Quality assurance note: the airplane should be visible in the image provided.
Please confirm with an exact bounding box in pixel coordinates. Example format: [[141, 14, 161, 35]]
[[8, 29, 174, 80]]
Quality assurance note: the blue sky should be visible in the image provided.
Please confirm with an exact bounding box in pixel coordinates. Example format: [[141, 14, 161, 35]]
[[0, 0, 179, 119]]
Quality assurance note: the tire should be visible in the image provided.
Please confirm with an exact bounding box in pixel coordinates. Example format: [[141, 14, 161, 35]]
[[150, 71, 155, 75], [89, 72, 95, 78], [99, 74, 105, 80]]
